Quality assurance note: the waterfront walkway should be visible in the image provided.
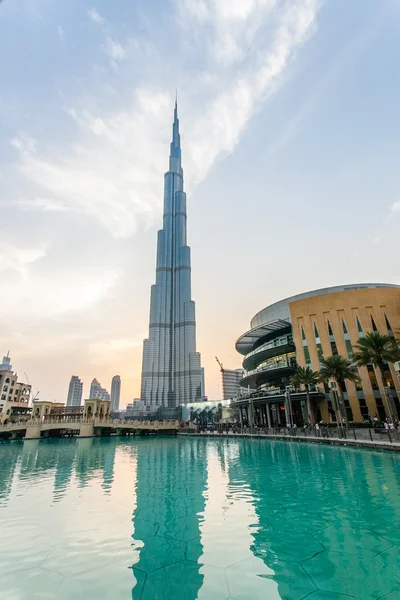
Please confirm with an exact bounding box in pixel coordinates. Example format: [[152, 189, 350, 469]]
[[179, 428, 400, 452]]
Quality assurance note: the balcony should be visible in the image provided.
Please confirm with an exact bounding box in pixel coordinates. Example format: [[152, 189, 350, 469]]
[[243, 336, 295, 370], [240, 358, 298, 389]]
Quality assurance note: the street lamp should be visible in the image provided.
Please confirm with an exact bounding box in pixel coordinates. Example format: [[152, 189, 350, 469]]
[[285, 386, 293, 428]]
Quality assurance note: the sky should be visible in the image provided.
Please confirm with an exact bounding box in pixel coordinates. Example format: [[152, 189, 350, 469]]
[[1, 0, 400, 406]]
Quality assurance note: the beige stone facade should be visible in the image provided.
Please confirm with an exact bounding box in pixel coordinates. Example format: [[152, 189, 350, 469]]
[[289, 287, 400, 422], [0, 354, 31, 424]]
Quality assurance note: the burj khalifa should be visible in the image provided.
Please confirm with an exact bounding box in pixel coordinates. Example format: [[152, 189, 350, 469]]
[[140, 101, 203, 413]]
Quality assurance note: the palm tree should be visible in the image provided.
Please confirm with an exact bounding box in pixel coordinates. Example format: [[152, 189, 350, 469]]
[[353, 332, 400, 422], [318, 355, 360, 428], [290, 366, 320, 427]]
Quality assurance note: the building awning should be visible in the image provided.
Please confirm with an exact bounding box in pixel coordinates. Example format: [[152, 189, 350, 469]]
[[236, 319, 291, 356]]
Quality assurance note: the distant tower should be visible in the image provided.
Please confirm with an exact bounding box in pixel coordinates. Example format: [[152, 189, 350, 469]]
[[89, 378, 110, 401], [66, 376, 83, 406], [221, 369, 245, 400], [0, 352, 12, 372], [140, 101, 203, 413], [90, 378, 100, 398], [110, 375, 121, 411]]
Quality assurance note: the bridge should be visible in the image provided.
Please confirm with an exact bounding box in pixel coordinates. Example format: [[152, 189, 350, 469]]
[[0, 419, 180, 440]]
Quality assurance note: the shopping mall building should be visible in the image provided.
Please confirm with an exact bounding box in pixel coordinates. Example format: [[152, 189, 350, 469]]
[[234, 283, 400, 426]]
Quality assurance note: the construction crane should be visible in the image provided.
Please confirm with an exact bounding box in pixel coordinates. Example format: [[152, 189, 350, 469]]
[[215, 357, 224, 372], [24, 372, 39, 406]]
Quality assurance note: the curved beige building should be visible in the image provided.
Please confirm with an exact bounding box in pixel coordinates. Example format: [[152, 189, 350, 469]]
[[236, 284, 400, 425]]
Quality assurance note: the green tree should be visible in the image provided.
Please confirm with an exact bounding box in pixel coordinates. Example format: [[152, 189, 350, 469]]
[[353, 332, 400, 422], [290, 366, 320, 426], [318, 355, 360, 427]]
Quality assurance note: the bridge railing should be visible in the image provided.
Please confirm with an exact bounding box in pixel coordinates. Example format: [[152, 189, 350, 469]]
[[0, 418, 181, 430]]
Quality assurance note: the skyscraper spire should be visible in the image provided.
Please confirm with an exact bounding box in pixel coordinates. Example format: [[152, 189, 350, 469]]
[[140, 102, 203, 414], [169, 96, 182, 175]]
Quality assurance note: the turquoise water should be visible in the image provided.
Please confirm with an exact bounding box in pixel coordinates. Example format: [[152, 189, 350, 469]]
[[1, 438, 400, 600]]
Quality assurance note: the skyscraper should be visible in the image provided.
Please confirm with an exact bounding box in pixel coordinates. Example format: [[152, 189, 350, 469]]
[[66, 376, 83, 406], [89, 378, 110, 401], [221, 369, 245, 400], [110, 375, 121, 411], [140, 101, 203, 413]]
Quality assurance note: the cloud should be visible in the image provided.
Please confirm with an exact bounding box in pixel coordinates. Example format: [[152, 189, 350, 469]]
[[183, 0, 321, 186], [0, 263, 120, 319], [0, 242, 46, 277], [15, 197, 68, 212], [57, 25, 65, 40], [12, 88, 170, 238], [389, 201, 400, 215], [10, 0, 322, 238], [0, 239, 120, 320], [104, 37, 127, 60], [87, 7, 104, 24]]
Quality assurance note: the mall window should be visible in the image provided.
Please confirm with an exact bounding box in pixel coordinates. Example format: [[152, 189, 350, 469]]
[[356, 316, 364, 337], [383, 366, 395, 389], [367, 365, 379, 390], [313, 323, 324, 365], [371, 315, 378, 332], [301, 327, 311, 366], [258, 352, 297, 372], [327, 320, 338, 356], [385, 314, 394, 337], [355, 379, 363, 392], [358, 396, 369, 417], [342, 318, 353, 358]]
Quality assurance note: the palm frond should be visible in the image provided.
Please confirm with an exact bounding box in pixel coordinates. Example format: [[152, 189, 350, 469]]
[[318, 355, 360, 385], [354, 332, 400, 368]]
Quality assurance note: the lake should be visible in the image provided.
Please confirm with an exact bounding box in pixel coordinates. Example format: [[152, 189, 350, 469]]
[[1, 436, 400, 599]]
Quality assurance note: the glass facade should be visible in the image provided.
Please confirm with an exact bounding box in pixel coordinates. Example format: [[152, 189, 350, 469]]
[[140, 103, 203, 412], [301, 326, 311, 366], [327, 320, 339, 356], [341, 318, 354, 358], [356, 316, 364, 337], [313, 323, 324, 366], [385, 314, 394, 337]]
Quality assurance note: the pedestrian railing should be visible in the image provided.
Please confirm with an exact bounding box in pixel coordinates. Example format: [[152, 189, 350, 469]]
[[193, 426, 400, 444]]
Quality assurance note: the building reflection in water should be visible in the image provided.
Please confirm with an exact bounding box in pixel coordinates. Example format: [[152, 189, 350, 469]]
[[198, 439, 279, 600], [229, 440, 400, 599], [130, 437, 208, 600], [0, 443, 23, 505]]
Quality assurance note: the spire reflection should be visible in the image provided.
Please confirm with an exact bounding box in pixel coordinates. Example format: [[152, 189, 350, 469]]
[[130, 437, 207, 600]]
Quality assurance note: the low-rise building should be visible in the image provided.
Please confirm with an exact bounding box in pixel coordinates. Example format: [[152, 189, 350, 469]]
[[0, 353, 31, 424]]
